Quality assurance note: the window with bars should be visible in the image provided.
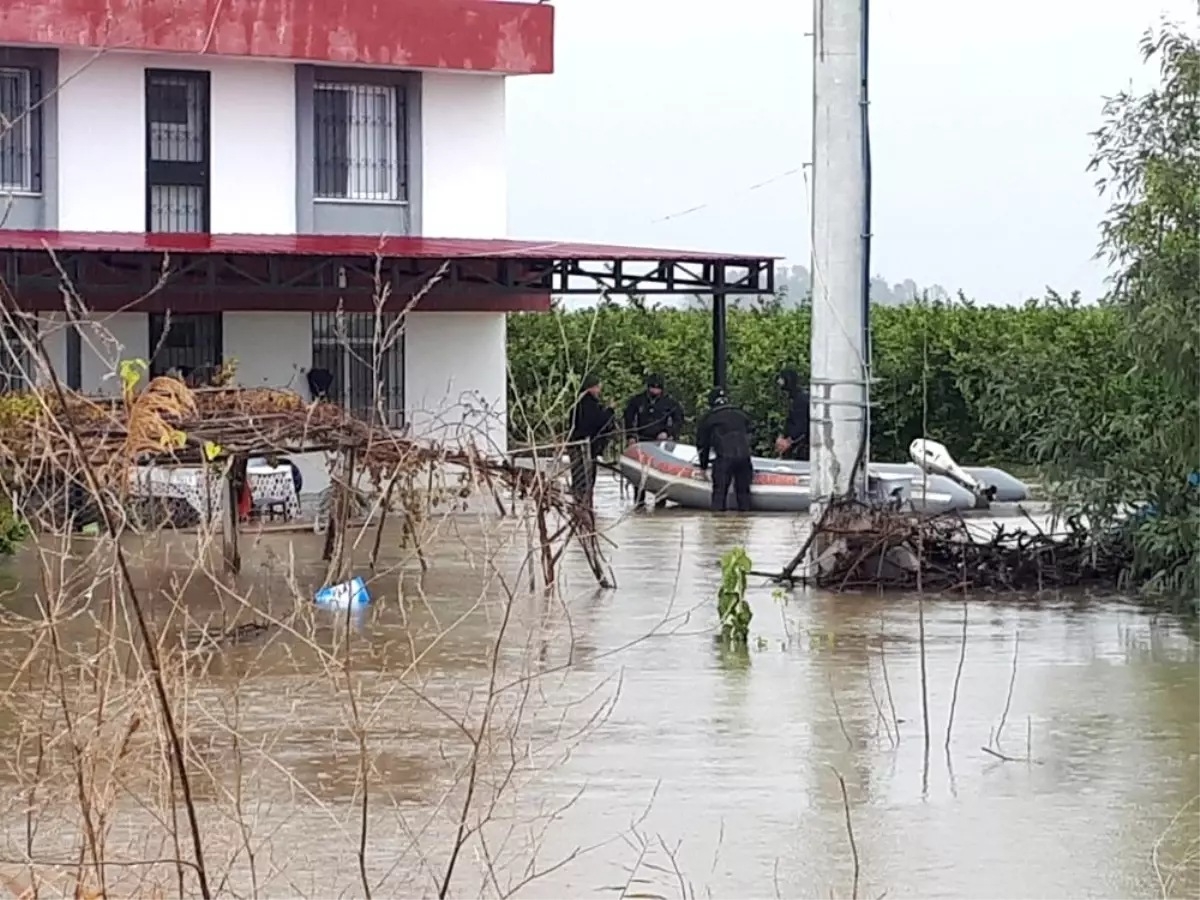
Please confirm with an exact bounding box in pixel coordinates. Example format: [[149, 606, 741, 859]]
[[314, 82, 406, 201], [310, 312, 404, 427], [148, 313, 223, 382], [145, 70, 210, 232], [0, 66, 42, 193], [0, 318, 34, 392]]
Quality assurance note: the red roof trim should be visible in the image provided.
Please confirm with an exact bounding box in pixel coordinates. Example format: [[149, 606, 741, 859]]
[[0, 0, 554, 75], [0, 230, 778, 264]]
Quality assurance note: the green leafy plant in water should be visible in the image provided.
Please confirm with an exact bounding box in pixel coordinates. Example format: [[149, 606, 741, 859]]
[[0, 499, 30, 556], [717, 546, 753, 645]]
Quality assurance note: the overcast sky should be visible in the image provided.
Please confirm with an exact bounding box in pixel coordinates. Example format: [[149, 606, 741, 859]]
[[506, 0, 1198, 305]]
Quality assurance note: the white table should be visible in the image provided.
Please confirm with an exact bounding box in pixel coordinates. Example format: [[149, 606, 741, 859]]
[[128, 466, 223, 522], [129, 462, 301, 523]]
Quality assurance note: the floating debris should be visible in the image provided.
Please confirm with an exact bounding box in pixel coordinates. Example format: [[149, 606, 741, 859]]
[[315, 576, 371, 609], [771, 498, 1129, 593]]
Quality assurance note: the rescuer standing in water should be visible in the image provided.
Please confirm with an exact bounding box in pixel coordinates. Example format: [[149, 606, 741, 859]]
[[567, 374, 616, 505], [623, 373, 685, 508], [696, 387, 754, 512], [622, 373, 684, 444]]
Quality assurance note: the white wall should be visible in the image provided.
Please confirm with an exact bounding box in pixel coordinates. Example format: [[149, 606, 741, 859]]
[[36, 314, 66, 387], [57, 52, 144, 232], [415, 75, 509, 458], [223, 313, 310, 390], [28, 313, 146, 395], [420, 74, 508, 238], [56, 50, 296, 233], [404, 312, 507, 455], [77, 313, 150, 396]]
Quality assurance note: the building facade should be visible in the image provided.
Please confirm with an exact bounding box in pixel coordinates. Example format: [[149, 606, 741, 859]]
[[0, 0, 555, 490]]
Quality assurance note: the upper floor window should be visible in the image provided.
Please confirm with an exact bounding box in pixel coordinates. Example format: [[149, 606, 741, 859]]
[[0, 66, 42, 194], [314, 81, 406, 202], [145, 69, 210, 232]]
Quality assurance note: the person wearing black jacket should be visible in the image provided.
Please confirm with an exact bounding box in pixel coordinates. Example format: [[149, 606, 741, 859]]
[[622, 374, 684, 445], [623, 373, 684, 509], [696, 388, 754, 512], [774, 367, 811, 460], [567, 374, 616, 504]]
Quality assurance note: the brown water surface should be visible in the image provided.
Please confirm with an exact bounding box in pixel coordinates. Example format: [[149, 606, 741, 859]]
[[0, 477, 1194, 899]]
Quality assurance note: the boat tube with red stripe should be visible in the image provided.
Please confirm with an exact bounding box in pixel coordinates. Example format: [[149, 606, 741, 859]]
[[617, 441, 1029, 513]]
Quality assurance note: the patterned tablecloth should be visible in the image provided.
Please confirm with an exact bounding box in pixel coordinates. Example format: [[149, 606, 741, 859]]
[[129, 463, 301, 523], [245, 463, 302, 520]]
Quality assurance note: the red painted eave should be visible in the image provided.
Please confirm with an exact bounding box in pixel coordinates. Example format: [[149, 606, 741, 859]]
[[0, 0, 554, 75], [0, 230, 779, 265]]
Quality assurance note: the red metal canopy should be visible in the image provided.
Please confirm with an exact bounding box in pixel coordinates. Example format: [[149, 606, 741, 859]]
[[0, 0, 554, 75], [0, 230, 773, 266], [0, 230, 777, 311]]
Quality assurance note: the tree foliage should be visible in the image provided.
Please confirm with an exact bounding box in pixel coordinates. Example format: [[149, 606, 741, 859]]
[[986, 22, 1199, 601], [507, 296, 1109, 466]]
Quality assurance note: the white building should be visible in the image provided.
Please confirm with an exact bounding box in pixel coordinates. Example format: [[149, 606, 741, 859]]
[[0, 0, 770, 495]]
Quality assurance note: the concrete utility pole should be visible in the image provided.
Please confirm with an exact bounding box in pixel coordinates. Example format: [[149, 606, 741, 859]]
[[809, 0, 870, 522]]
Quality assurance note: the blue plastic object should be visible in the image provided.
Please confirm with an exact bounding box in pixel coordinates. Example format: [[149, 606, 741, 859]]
[[1188, 472, 1199, 488], [314, 576, 371, 609]]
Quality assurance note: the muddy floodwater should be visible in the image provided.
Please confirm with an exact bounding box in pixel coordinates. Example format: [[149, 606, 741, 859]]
[[0, 476, 1195, 899]]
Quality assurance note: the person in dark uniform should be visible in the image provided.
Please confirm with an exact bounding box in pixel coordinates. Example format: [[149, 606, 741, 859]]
[[623, 373, 684, 508], [696, 387, 754, 512], [622, 374, 684, 445], [774, 367, 811, 460], [567, 374, 616, 505]]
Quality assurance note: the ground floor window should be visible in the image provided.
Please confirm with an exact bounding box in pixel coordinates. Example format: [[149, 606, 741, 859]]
[[148, 312, 223, 383], [0, 317, 34, 392], [310, 312, 404, 427]]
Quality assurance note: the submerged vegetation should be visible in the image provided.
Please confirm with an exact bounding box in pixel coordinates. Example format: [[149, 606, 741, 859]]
[[0, 500, 28, 556], [717, 546, 754, 645]]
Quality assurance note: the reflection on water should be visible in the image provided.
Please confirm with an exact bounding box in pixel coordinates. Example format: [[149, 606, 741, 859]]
[[0, 475, 1194, 899]]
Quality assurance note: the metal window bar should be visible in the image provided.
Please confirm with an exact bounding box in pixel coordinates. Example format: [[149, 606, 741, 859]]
[[0, 66, 42, 193], [145, 70, 210, 232], [314, 82, 406, 201], [148, 313, 223, 382], [65, 325, 81, 390], [311, 312, 404, 427], [0, 318, 35, 393]]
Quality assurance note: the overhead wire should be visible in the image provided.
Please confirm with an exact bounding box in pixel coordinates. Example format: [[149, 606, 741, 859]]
[[646, 166, 805, 226]]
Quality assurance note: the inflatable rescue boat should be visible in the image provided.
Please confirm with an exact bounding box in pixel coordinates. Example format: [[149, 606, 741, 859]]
[[617, 441, 1029, 514]]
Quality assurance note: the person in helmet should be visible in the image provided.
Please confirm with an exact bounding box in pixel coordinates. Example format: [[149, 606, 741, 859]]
[[695, 387, 754, 512], [774, 367, 810, 460]]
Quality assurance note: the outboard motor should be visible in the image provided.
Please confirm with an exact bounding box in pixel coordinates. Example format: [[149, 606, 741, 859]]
[[909, 438, 996, 509]]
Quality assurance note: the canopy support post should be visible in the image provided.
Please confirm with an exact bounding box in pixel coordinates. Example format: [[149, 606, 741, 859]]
[[711, 263, 728, 391]]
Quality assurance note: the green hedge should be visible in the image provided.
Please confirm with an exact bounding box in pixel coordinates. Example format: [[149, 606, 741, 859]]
[[506, 293, 1119, 466]]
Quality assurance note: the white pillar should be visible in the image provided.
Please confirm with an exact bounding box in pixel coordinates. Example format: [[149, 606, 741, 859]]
[[809, 0, 869, 515]]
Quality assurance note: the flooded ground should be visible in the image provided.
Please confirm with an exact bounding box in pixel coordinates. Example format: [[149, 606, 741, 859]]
[[0, 473, 1195, 899]]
